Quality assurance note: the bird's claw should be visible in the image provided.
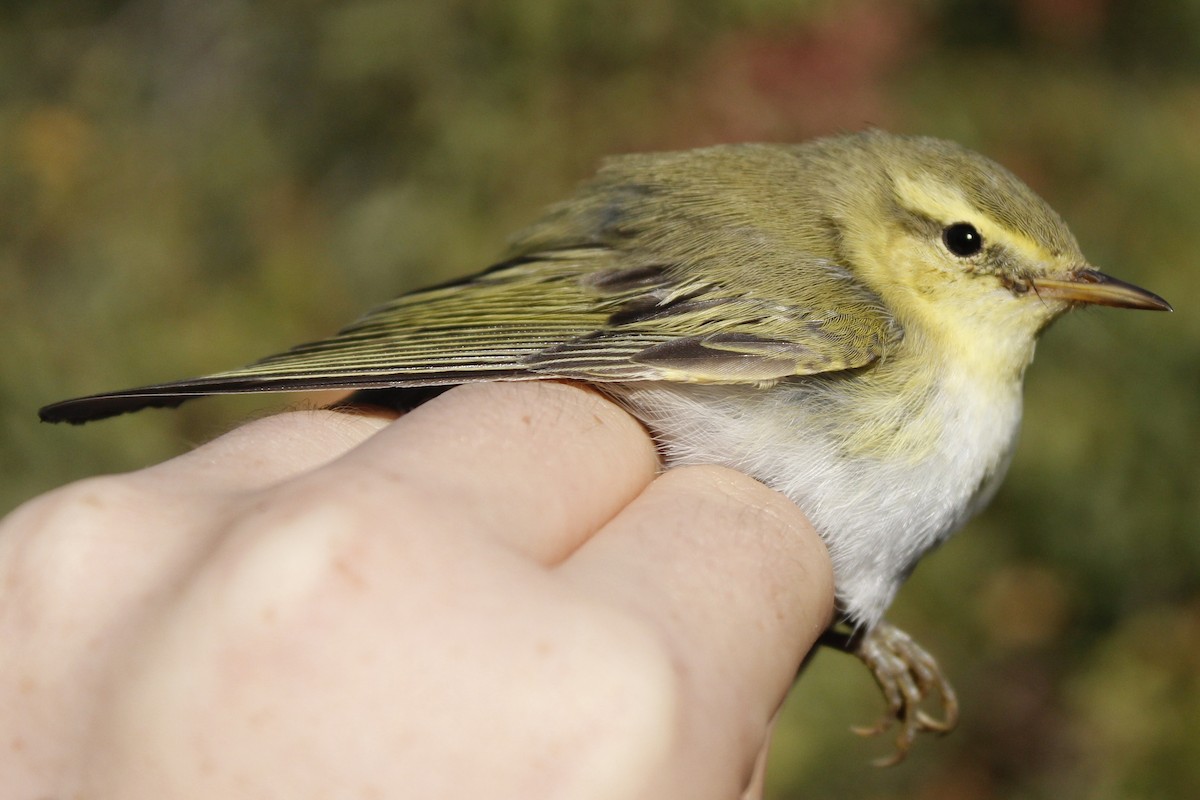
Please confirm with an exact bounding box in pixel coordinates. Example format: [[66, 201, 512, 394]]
[[823, 620, 958, 766], [854, 621, 958, 765]]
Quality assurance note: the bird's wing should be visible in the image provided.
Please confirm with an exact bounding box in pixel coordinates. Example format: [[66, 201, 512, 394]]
[[39, 245, 901, 423], [37, 247, 902, 424]]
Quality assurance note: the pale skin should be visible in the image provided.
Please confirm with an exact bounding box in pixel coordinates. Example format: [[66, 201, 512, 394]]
[[1, 381, 834, 800]]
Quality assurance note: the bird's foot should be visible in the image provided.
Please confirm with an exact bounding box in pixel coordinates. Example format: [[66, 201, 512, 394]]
[[822, 621, 959, 766]]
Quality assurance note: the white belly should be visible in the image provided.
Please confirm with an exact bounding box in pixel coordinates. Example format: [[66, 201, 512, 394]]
[[609, 370, 1022, 629]]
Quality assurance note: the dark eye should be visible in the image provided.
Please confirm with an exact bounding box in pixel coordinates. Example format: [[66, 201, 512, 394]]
[[942, 222, 983, 257]]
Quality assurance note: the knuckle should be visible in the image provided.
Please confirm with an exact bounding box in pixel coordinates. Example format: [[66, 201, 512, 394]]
[[0, 475, 156, 619], [209, 475, 431, 616], [224, 464, 424, 542], [540, 607, 684, 774], [2, 474, 150, 547]]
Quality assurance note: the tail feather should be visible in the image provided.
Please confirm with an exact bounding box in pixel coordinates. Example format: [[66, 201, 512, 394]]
[[37, 371, 529, 424]]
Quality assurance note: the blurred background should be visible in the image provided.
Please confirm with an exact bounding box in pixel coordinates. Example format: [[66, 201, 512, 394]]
[[2, 0, 1198, 796]]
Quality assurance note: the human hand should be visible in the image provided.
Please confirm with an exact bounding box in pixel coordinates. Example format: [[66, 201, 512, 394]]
[[2, 382, 833, 800]]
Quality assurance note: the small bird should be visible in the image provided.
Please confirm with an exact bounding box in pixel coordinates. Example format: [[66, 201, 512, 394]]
[[40, 131, 1171, 763]]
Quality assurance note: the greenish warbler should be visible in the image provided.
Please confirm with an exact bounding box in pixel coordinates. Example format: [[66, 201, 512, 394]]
[[40, 131, 1170, 763]]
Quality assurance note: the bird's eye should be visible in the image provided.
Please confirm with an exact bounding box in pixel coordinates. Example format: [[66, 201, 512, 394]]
[[942, 222, 983, 257]]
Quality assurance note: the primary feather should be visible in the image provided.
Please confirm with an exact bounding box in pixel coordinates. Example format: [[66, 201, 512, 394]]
[[39, 142, 903, 424]]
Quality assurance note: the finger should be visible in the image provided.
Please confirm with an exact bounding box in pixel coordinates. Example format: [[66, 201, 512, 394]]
[[301, 381, 660, 563], [741, 711, 780, 800], [4, 409, 399, 643], [138, 409, 396, 493], [0, 410, 398, 666], [559, 465, 833, 795]]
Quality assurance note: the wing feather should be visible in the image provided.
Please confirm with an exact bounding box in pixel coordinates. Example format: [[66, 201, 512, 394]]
[[41, 148, 909, 424], [39, 246, 901, 423]]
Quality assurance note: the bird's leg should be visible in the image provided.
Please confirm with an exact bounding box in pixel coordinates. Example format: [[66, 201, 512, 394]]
[[820, 621, 959, 766]]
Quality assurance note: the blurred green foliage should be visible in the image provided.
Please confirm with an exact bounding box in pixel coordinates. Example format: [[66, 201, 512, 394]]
[[3, 1, 1198, 797]]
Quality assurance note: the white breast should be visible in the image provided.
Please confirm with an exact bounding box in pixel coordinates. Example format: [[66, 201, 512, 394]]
[[610, 368, 1023, 630]]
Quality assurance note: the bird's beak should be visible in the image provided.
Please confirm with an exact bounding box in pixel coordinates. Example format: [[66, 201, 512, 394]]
[[1029, 268, 1172, 311]]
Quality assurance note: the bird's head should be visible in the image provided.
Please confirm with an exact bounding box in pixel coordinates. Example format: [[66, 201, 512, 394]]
[[830, 132, 1170, 379]]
